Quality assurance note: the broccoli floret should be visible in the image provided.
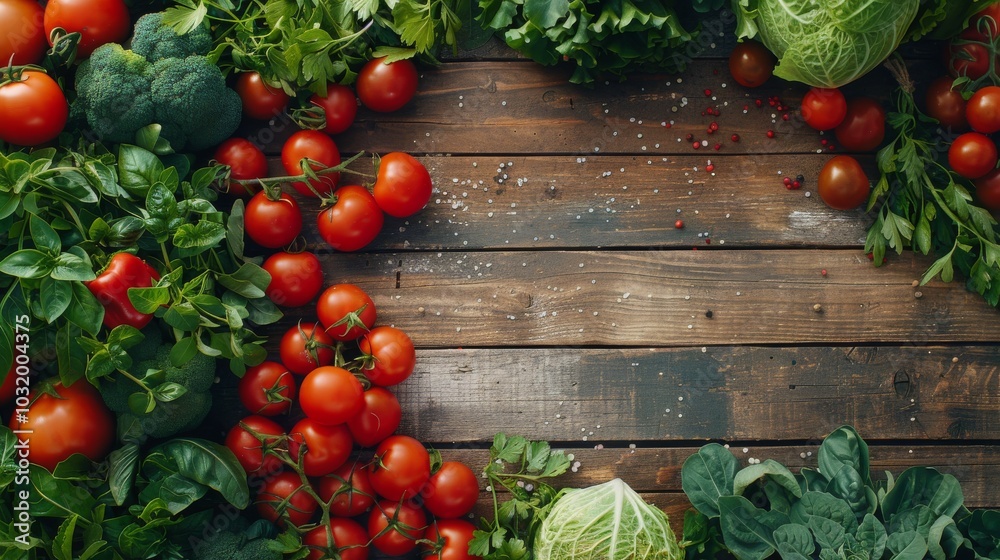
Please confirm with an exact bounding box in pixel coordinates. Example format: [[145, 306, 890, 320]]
[[130, 12, 212, 62], [119, 390, 212, 439], [150, 56, 243, 151], [73, 12, 241, 152], [191, 527, 282, 560], [74, 43, 155, 144]]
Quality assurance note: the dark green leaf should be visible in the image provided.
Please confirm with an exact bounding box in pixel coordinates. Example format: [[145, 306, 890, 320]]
[[118, 145, 164, 196], [52, 515, 78, 560], [773, 523, 815, 560], [790, 491, 858, 534], [169, 337, 198, 367], [225, 198, 246, 261], [56, 324, 87, 386], [921, 250, 955, 285], [30, 214, 61, 253], [153, 382, 188, 403], [523, 0, 569, 28], [88, 217, 112, 243], [173, 221, 227, 251], [855, 513, 887, 560], [719, 495, 788, 560], [39, 277, 72, 323], [880, 467, 964, 521], [245, 295, 282, 325], [107, 216, 146, 247], [734, 459, 802, 500], [138, 475, 208, 515], [128, 286, 171, 314], [809, 515, 847, 550], [66, 282, 104, 335], [886, 530, 928, 560], [83, 159, 123, 198], [51, 453, 99, 481], [217, 262, 270, 299], [108, 444, 141, 507], [128, 391, 156, 415], [50, 252, 97, 282], [681, 443, 739, 518], [0, 249, 52, 279], [0, 427, 17, 489], [163, 302, 201, 331], [40, 169, 99, 204], [28, 464, 97, 520], [152, 438, 250, 508], [818, 425, 871, 483], [914, 214, 932, 255]]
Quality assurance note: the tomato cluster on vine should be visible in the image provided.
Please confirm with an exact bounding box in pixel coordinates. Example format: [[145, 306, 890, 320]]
[[225, 282, 481, 559]]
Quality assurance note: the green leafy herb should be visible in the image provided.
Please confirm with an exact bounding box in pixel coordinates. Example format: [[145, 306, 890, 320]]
[[866, 58, 1000, 307]]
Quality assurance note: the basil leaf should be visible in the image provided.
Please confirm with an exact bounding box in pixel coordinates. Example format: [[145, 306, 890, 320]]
[[0, 427, 17, 490], [52, 515, 78, 560], [128, 391, 156, 415], [39, 277, 72, 323], [50, 252, 97, 282], [153, 438, 249, 508], [163, 302, 201, 331], [217, 262, 270, 299], [118, 144, 164, 196], [128, 286, 171, 314], [28, 464, 97, 521], [108, 443, 141, 507], [55, 323, 87, 387], [66, 281, 105, 335], [30, 214, 61, 253], [0, 249, 53, 279], [153, 382, 188, 403]]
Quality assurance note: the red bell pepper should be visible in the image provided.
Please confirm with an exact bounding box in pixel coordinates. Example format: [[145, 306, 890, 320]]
[[86, 252, 161, 330]]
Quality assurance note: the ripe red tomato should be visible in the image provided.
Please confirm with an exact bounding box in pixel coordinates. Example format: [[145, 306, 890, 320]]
[[318, 185, 385, 252], [817, 155, 871, 210], [309, 84, 358, 135], [924, 76, 969, 131], [359, 326, 416, 387], [423, 461, 480, 519], [368, 500, 428, 556], [244, 191, 302, 249], [422, 519, 482, 560], [974, 168, 1000, 211], [0, 70, 68, 146], [728, 40, 775, 88], [316, 284, 377, 341], [299, 366, 365, 426], [368, 435, 430, 501], [833, 97, 885, 152], [9, 381, 114, 470], [281, 129, 341, 197], [237, 361, 297, 416], [967, 85, 1000, 133], [256, 471, 318, 528], [262, 251, 324, 307], [288, 418, 354, 477], [0, 0, 46, 66], [949, 131, 999, 179], [235, 71, 290, 120], [801, 87, 847, 131], [224, 415, 285, 476], [279, 322, 335, 375], [947, 41, 992, 80], [213, 138, 268, 196], [357, 57, 418, 112], [968, 3, 1000, 39], [373, 152, 433, 218], [320, 460, 378, 517], [0, 363, 15, 404], [303, 517, 370, 560], [44, 0, 130, 58], [347, 387, 402, 447]]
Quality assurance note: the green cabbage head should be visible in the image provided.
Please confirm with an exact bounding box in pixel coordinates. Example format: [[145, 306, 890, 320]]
[[535, 478, 682, 560], [732, 0, 921, 88]]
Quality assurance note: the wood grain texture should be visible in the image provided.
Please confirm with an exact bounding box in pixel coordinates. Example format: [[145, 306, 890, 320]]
[[245, 59, 935, 158], [275, 249, 999, 347]]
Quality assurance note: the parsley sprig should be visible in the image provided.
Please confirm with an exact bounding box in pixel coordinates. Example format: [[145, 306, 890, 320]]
[[469, 434, 571, 560], [865, 57, 1000, 306]]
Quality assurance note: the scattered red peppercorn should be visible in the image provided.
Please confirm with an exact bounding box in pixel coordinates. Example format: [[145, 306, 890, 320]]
[[706, 164, 715, 172], [713, 143, 722, 150], [704, 89, 712, 96], [821, 269, 828, 277], [792, 180, 801, 189], [675, 220, 684, 229], [731, 134, 740, 142], [782, 113, 790, 121], [705, 238, 711, 244], [783, 177, 792, 186], [692, 142, 701, 149], [766, 130, 776, 138], [685, 133, 694, 142]]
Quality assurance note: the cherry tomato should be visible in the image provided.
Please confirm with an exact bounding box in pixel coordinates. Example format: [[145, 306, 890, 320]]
[[299, 366, 365, 426], [974, 168, 1000, 211], [0, 70, 68, 146], [256, 471, 318, 528], [320, 460, 378, 517], [281, 129, 341, 197], [347, 387, 402, 447], [262, 251, 324, 307], [318, 185, 385, 252], [235, 71, 290, 120], [728, 40, 775, 88], [308, 84, 358, 135], [359, 326, 416, 387], [947, 40, 991, 80], [244, 191, 302, 249], [967, 85, 1000, 134], [224, 415, 285, 476], [44, 0, 130, 58], [316, 284, 377, 341], [279, 322, 335, 375], [368, 435, 430, 501], [949, 131, 998, 179], [303, 517, 370, 560], [968, 3, 1000, 40], [237, 361, 297, 416], [0, 0, 46, 66], [9, 380, 114, 471], [288, 417, 354, 477], [368, 500, 428, 556], [422, 519, 482, 560], [423, 461, 480, 519], [924, 76, 969, 131], [373, 152, 433, 218], [213, 138, 268, 196], [357, 57, 418, 113], [834, 97, 885, 152], [801, 87, 847, 131], [817, 155, 870, 210]]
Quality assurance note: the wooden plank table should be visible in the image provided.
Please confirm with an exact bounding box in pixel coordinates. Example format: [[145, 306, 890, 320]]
[[243, 43, 1000, 539]]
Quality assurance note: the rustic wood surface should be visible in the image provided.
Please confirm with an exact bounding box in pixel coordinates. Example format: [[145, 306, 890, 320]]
[[247, 40, 1000, 550]]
